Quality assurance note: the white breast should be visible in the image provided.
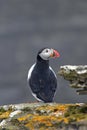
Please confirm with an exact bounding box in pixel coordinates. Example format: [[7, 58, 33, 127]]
[[27, 63, 36, 80], [49, 66, 57, 79]]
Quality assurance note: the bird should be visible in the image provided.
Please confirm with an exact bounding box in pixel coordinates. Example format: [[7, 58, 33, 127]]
[[27, 48, 60, 103]]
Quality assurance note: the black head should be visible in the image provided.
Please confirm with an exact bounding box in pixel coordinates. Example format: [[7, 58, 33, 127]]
[[37, 48, 60, 61]]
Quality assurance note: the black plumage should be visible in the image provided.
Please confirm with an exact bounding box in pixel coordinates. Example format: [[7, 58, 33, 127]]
[[28, 48, 60, 103]]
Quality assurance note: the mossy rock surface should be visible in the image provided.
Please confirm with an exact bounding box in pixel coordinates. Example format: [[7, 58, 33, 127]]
[[58, 65, 87, 94], [0, 103, 87, 130]]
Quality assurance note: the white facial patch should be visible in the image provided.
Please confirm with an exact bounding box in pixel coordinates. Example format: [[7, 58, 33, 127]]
[[39, 48, 53, 60]]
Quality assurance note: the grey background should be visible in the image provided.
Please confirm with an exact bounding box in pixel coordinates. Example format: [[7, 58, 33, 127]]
[[0, 0, 87, 105]]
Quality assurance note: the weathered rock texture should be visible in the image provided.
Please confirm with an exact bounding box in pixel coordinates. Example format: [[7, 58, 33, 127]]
[[58, 65, 87, 95], [0, 103, 87, 130]]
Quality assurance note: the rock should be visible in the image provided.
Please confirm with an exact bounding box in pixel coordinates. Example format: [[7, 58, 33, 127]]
[[9, 110, 22, 118], [0, 120, 7, 127], [0, 103, 87, 130], [58, 65, 87, 94]]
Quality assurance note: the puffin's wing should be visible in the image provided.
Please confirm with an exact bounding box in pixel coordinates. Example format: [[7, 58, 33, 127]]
[[28, 65, 57, 102], [36, 67, 57, 102], [28, 64, 41, 94]]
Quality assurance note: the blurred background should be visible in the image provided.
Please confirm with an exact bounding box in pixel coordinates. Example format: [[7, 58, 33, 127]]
[[0, 0, 87, 105]]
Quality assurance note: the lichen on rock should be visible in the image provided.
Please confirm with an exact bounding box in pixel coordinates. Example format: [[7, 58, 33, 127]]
[[58, 65, 87, 94], [0, 103, 87, 130]]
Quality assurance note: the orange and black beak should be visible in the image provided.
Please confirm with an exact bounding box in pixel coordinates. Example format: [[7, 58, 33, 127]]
[[50, 49, 60, 58]]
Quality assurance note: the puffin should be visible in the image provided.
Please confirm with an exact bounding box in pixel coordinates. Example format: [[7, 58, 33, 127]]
[[27, 48, 60, 103]]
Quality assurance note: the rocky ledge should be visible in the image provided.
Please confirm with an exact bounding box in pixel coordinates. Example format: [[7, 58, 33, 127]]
[[58, 65, 87, 94], [0, 103, 87, 130]]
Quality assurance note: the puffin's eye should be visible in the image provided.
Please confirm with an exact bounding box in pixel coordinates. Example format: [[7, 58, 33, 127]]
[[46, 49, 49, 53]]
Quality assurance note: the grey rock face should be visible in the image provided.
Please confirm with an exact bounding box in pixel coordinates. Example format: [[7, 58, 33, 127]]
[[58, 65, 87, 94], [0, 103, 87, 130]]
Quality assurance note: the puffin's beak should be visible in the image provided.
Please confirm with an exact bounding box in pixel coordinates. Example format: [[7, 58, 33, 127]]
[[50, 49, 60, 58]]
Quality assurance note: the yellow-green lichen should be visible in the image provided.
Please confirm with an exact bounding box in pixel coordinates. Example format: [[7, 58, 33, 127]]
[[17, 104, 85, 129], [0, 103, 87, 130]]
